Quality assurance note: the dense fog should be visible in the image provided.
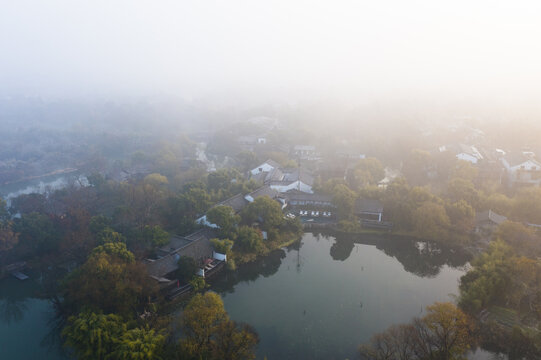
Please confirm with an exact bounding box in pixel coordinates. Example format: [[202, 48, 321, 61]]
[[2, 1, 541, 107]]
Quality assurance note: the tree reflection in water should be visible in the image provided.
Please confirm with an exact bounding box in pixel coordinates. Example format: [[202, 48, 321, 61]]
[[322, 231, 470, 277], [210, 249, 287, 294], [0, 271, 69, 359], [211, 231, 471, 294], [0, 296, 28, 325], [0, 278, 30, 325]]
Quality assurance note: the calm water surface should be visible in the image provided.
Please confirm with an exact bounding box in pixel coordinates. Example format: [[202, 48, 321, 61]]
[[0, 231, 502, 360], [213, 232, 474, 360], [0, 277, 68, 360]]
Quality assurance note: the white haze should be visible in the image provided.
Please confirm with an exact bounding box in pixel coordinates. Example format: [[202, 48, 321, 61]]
[[1, 0, 541, 107]]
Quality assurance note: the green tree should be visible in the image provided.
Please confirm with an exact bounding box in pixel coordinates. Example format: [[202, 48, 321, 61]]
[[207, 206, 240, 237], [418, 302, 476, 359], [97, 227, 126, 245], [241, 196, 283, 232], [332, 184, 356, 220], [212, 321, 259, 360], [164, 187, 210, 233], [316, 178, 347, 195], [0, 198, 17, 255], [446, 178, 480, 209], [180, 292, 229, 358], [481, 193, 513, 217], [112, 327, 165, 360], [89, 215, 112, 235], [459, 240, 515, 312], [360, 302, 475, 360], [0, 199, 18, 269], [13, 212, 61, 254], [412, 202, 450, 241], [0, 222, 17, 254], [513, 187, 541, 224], [62, 311, 124, 360], [179, 292, 258, 360], [87, 173, 107, 188], [184, 187, 211, 216], [402, 149, 432, 186], [452, 160, 478, 182], [445, 200, 475, 235], [141, 225, 169, 248], [208, 169, 242, 193], [236, 151, 259, 173], [190, 276, 207, 292], [382, 178, 416, 230], [144, 173, 169, 187], [64, 243, 155, 316], [495, 221, 540, 256], [210, 238, 234, 255], [92, 241, 135, 262], [0, 197, 10, 222], [349, 157, 385, 189], [8, 193, 47, 215], [234, 226, 264, 253]]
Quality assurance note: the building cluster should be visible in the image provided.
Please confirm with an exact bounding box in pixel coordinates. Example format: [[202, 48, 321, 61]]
[[436, 142, 541, 188]]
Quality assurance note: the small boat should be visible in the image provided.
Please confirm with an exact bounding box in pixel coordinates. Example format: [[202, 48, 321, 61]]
[[11, 271, 29, 280]]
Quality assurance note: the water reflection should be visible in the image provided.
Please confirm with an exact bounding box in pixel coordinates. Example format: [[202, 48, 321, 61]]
[[211, 249, 287, 293], [0, 276, 68, 359], [329, 237, 354, 261], [0, 278, 31, 324], [376, 237, 470, 277], [214, 232, 471, 360], [322, 231, 470, 277], [213, 231, 471, 293], [0, 297, 28, 325]]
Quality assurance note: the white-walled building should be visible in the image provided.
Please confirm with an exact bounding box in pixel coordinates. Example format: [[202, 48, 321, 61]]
[[250, 159, 281, 175], [501, 153, 541, 187], [250, 160, 314, 194]]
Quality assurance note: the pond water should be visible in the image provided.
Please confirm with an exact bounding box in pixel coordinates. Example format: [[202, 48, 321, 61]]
[[213, 231, 481, 360], [0, 276, 68, 360], [0, 231, 503, 360]]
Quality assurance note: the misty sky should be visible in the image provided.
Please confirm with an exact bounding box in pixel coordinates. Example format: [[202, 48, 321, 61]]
[[1, 0, 541, 103]]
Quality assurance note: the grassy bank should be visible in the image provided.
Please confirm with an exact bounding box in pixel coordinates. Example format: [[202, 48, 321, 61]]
[[231, 230, 302, 265]]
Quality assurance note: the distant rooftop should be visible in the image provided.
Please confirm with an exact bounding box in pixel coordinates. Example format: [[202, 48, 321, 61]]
[[215, 193, 247, 213], [245, 185, 280, 200], [503, 152, 540, 167], [476, 210, 507, 225]]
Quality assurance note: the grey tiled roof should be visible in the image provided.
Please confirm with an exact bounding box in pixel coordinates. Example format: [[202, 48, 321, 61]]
[[282, 168, 314, 186], [215, 193, 248, 213], [246, 185, 280, 200], [146, 228, 217, 278]]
